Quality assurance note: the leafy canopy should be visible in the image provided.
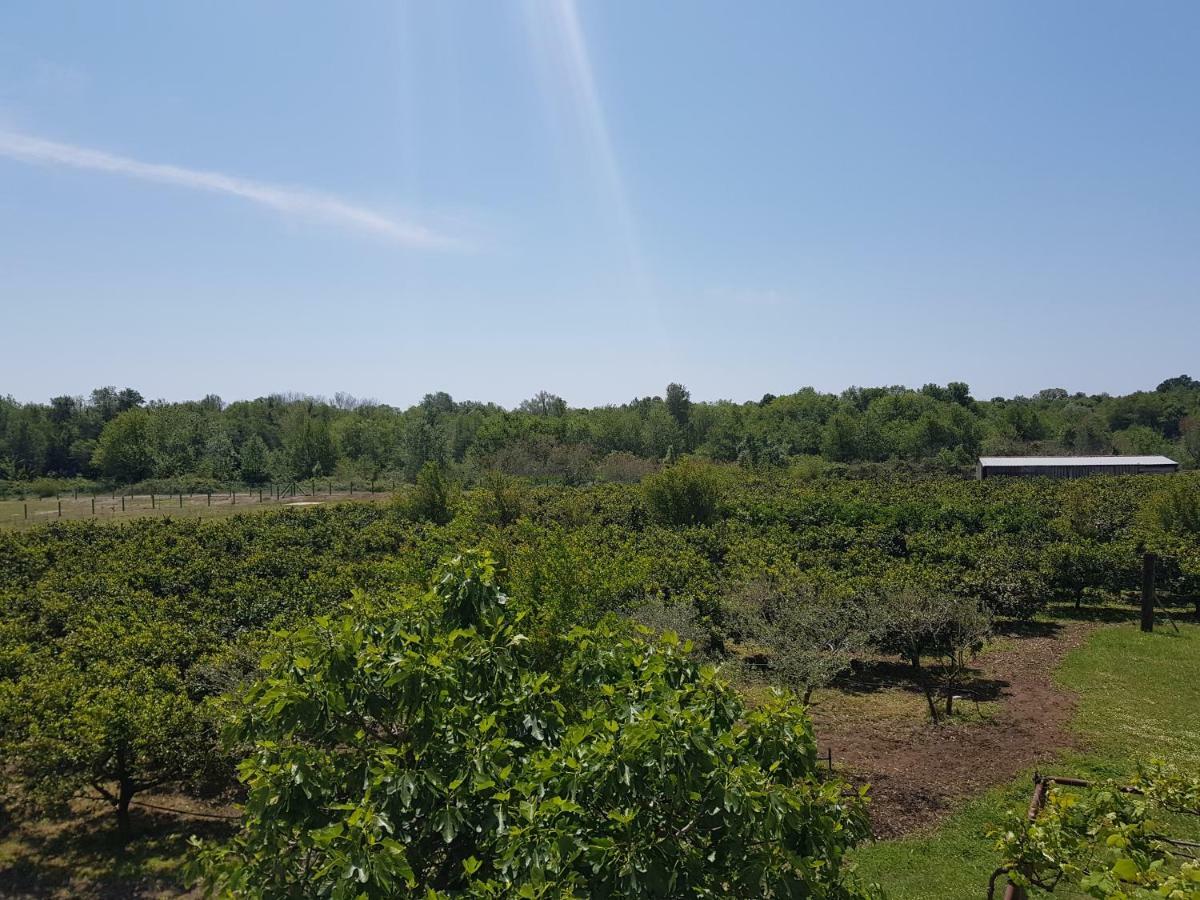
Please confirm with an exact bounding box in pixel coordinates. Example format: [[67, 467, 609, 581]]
[[192, 551, 876, 899]]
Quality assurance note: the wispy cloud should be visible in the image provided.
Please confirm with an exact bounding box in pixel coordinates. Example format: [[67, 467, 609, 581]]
[[0, 130, 459, 249]]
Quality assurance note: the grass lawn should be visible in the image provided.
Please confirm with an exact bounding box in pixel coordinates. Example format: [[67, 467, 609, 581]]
[[851, 621, 1200, 899]]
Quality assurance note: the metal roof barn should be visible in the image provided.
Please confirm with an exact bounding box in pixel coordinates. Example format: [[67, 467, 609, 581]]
[[976, 456, 1179, 479]]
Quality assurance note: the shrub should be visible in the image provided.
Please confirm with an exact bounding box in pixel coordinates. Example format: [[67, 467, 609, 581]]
[[408, 461, 456, 525], [190, 552, 877, 898], [642, 459, 723, 526], [475, 470, 523, 526]]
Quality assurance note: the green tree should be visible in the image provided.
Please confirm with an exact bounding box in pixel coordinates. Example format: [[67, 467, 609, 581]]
[[190, 552, 876, 898], [0, 614, 224, 841], [282, 406, 337, 478], [91, 408, 156, 483], [238, 434, 271, 485], [665, 382, 692, 429], [821, 411, 861, 462], [516, 391, 567, 417]]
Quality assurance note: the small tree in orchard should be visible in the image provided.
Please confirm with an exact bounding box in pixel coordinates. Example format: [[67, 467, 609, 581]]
[[730, 580, 872, 704], [878, 589, 992, 723], [191, 552, 877, 898]]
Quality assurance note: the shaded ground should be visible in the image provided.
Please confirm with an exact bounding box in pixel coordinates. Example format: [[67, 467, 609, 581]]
[[0, 794, 236, 899], [810, 621, 1095, 838]]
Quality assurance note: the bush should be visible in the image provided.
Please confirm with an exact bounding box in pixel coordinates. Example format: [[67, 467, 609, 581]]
[[407, 461, 456, 525], [642, 459, 723, 526], [190, 552, 876, 898], [474, 470, 523, 526]]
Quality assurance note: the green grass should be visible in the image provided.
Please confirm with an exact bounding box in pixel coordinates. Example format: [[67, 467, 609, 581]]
[[851, 621, 1200, 899]]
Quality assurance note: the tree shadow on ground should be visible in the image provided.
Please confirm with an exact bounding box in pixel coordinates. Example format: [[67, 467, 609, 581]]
[[833, 659, 1010, 703], [995, 619, 1063, 638], [0, 801, 236, 899]]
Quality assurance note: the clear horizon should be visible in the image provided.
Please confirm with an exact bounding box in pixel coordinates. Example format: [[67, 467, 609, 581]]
[[2, 2, 1198, 407]]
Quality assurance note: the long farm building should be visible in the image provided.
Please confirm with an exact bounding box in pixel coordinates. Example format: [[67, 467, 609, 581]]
[[976, 455, 1179, 479]]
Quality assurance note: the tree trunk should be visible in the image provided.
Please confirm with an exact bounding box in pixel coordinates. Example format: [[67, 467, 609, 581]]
[[920, 675, 940, 725], [116, 779, 134, 843], [114, 743, 136, 844], [802, 684, 815, 706]]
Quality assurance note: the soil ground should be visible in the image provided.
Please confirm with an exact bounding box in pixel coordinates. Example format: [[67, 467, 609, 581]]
[[810, 620, 1094, 838]]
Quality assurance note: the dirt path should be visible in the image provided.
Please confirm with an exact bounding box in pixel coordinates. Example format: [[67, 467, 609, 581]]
[[812, 622, 1095, 838]]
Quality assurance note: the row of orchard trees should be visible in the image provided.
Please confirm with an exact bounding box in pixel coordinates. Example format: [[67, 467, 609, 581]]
[[3, 376, 1200, 490], [0, 468, 1196, 891]]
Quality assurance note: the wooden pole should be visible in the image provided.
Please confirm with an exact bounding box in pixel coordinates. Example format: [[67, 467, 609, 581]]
[[1141, 552, 1157, 633]]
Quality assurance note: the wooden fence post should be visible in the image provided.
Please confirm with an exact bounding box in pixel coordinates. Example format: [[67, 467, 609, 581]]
[[1140, 553, 1157, 633]]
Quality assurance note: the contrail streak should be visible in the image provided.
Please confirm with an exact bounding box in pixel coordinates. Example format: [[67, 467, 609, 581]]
[[0, 130, 459, 249], [525, 1, 655, 302]]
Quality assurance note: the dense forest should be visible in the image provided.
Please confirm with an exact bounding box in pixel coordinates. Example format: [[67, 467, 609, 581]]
[[2, 376, 1199, 492]]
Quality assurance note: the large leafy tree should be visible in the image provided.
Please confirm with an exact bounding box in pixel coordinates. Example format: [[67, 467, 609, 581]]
[[192, 552, 875, 898], [91, 407, 156, 483]]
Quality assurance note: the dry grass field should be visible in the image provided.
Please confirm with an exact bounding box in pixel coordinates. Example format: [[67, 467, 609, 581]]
[[0, 488, 393, 530]]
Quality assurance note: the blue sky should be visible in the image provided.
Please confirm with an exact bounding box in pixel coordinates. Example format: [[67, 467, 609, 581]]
[[1, 2, 1197, 407]]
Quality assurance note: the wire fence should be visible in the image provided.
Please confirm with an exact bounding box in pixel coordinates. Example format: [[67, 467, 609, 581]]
[[0, 480, 401, 527]]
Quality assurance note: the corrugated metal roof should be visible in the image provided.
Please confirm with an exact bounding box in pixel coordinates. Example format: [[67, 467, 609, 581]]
[[978, 455, 1177, 467]]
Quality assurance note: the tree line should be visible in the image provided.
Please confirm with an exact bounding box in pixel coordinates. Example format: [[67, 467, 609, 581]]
[[2, 376, 1199, 491]]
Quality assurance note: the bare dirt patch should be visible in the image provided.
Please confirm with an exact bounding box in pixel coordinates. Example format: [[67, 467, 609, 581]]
[[810, 621, 1095, 838]]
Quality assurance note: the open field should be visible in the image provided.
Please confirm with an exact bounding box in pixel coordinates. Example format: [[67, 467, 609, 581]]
[[0, 488, 392, 530]]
